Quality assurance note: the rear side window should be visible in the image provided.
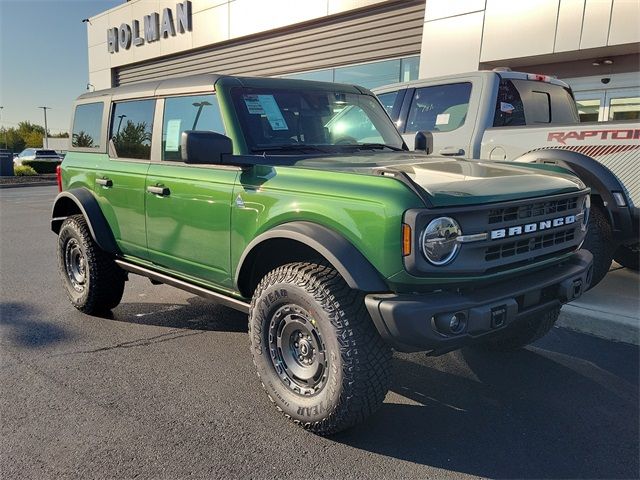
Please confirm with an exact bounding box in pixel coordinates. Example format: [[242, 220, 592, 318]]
[[110, 100, 155, 160], [72, 102, 104, 148], [162, 94, 224, 161], [405, 83, 471, 133], [494, 79, 578, 127]]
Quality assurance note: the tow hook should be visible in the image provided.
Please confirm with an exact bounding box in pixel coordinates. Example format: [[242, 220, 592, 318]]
[[560, 277, 584, 302]]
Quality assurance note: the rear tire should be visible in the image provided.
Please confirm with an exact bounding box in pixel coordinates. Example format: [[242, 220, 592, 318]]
[[476, 308, 560, 352], [57, 215, 125, 314], [249, 262, 392, 435], [613, 243, 639, 271], [581, 205, 613, 289]]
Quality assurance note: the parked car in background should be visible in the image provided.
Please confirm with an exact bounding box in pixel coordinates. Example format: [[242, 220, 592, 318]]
[[374, 69, 639, 286], [14, 148, 62, 165]]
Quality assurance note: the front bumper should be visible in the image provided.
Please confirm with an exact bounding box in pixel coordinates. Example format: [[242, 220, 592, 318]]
[[365, 250, 593, 353]]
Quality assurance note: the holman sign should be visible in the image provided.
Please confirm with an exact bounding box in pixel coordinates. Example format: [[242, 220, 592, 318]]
[[107, 1, 192, 53]]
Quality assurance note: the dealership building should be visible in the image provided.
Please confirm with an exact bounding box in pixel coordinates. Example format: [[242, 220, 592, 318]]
[[87, 0, 639, 121]]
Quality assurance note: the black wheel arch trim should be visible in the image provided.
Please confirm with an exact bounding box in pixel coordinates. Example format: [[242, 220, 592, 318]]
[[515, 149, 635, 241], [51, 188, 120, 254], [235, 221, 389, 295]]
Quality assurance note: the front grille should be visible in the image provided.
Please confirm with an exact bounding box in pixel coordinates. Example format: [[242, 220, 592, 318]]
[[488, 196, 578, 224], [485, 228, 577, 261]]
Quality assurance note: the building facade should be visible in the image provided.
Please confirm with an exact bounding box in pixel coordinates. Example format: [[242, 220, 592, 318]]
[[88, 0, 640, 121]]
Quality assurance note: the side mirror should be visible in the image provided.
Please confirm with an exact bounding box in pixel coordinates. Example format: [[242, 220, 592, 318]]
[[181, 130, 232, 164], [414, 131, 434, 154]]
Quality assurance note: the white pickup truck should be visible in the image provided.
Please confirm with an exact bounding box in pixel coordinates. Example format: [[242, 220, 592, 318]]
[[374, 70, 639, 288]]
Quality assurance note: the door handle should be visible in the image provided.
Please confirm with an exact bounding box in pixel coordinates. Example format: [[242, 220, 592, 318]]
[[438, 147, 465, 156], [147, 185, 170, 196], [96, 177, 113, 187]]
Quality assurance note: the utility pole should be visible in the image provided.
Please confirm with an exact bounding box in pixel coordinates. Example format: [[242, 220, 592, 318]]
[[116, 114, 127, 135], [38, 106, 51, 148]]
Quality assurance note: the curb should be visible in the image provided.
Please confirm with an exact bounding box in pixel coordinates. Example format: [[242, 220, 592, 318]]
[[0, 181, 57, 189], [558, 304, 639, 345]]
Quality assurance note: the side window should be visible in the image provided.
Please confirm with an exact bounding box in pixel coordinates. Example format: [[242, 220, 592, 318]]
[[162, 94, 224, 161], [493, 80, 526, 127], [72, 102, 104, 149], [406, 83, 471, 133], [110, 100, 155, 160], [377, 91, 399, 115]]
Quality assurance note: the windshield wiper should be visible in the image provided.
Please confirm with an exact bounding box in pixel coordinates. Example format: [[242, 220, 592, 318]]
[[339, 143, 404, 152], [251, 144, 329, 154]]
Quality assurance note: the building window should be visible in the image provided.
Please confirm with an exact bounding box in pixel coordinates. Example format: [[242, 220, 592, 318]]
[[609, 97, 640, 121], [110, 100, 155, 160], [281, 56, 420, 90], [335, 59, 401, 89], [406, 83, 472, 133], [576, 99, 601, 122], [162, 94, 224, 161], [72, 102, 103, 149]]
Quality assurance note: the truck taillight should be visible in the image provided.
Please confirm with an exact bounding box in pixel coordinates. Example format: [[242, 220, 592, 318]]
[[56, 165, 62, 192], [527, 73, 552, 82]]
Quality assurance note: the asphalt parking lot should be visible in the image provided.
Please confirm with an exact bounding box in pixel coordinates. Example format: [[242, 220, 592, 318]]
[[1, 186, 638, 479]]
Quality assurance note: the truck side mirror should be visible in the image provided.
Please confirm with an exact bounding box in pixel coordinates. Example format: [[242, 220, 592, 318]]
[[181, 130, 233, 164], [414, 131, 434, 154]]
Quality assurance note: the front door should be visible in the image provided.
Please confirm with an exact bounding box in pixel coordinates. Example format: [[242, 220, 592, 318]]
[[144, 93, 238, 288]]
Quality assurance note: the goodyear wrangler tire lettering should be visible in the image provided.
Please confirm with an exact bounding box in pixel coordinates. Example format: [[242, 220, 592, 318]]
[[248, 262, 392, 436]]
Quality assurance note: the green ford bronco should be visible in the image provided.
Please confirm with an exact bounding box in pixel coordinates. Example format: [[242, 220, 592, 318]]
[[52, 74, 593, 435]]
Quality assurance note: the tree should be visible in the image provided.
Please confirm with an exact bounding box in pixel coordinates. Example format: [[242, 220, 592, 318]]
[[72, 130, 95, 148], [113, 120, 151, 159]]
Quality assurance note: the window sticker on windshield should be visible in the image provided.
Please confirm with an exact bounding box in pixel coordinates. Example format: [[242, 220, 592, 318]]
[[165, 119, 181, 152], [243, 94, 288, 130], [500, 102, 515, 114], [243, 95, 265, 114], [258, 95, 288, 130], [435, 113, 450, 125]]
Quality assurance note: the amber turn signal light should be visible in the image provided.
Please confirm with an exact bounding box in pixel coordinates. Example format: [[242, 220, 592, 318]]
[[402, 223, 411, 256]]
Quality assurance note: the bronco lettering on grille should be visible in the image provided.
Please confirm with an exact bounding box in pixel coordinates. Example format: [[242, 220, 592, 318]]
[[491, 215, 576, 240]]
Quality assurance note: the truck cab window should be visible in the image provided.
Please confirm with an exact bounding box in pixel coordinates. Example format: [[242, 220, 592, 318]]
[[405, 83, 471, 133], [493, 80, 526, 127]]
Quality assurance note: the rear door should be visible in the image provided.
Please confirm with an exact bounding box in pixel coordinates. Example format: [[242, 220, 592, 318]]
[[144, 93, 239, 288], [93, 99, 154, 259]]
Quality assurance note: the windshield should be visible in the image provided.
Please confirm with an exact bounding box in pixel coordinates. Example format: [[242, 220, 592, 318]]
[[231, 87, 404, 153]]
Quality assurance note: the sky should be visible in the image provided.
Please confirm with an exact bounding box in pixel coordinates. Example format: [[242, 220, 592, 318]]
[[0, 0, 121, 134]]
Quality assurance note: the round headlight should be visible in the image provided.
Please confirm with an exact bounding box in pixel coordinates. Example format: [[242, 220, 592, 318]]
[[421, 217, 462, 266]]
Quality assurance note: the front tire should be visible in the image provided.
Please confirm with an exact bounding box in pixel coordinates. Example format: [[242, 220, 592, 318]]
[[475, 308, 560, 352], [249, 262, 391, 435], [581, 205, 613, 289], [57, 214, 125, 314], [614, 243, 639, 271]]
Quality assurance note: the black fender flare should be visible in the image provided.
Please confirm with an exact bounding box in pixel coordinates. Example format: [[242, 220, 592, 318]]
[[235, 221, 389, 295], [51, 188, 119, 254], [514, 149, 634, 241]]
